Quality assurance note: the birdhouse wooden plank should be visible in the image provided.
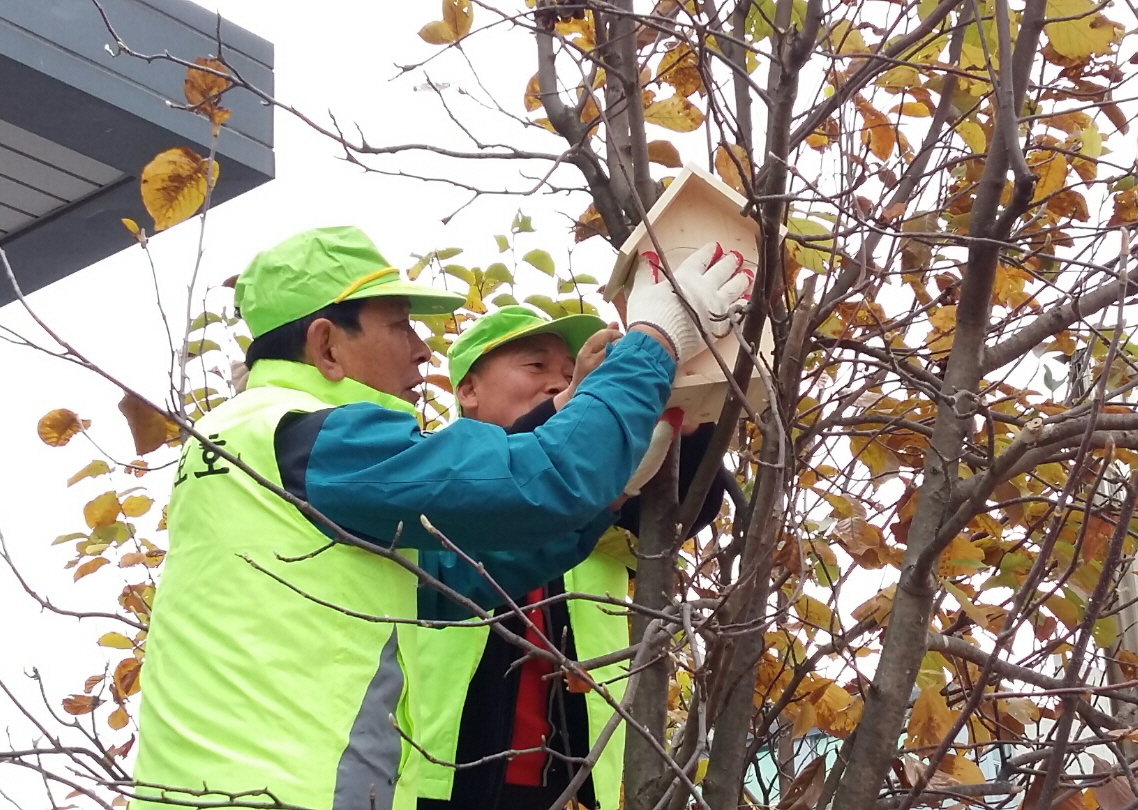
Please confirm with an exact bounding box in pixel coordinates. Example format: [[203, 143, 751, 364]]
[[605, 163, 774, 425]]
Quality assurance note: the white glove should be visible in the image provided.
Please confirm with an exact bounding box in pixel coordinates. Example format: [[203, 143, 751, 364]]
[[623, 408, 684, 496], [625, 242, 752, 365]]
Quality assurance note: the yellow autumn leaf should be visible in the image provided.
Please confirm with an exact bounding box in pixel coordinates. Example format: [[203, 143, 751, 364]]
[[805, 130, 832, 150], [906, 684, 957, 749], [37, 408, 90, 447], [444, 0, 473, 38], [851, 584, 897, 627], [114, 657, 142, 698], [944, 581, 1009, 633], [121, 217, 146, 245], [107, 705, 130, 731], [656, 44, 704, 97], [419, 0, 471, 44], [827, 19, 868, 54], [98, 632, 136, 650], [1045, 0, 1122, 60], [183, 57, 232, 128], [813, 684, 861, 738], [523, 73, 542, 112], [643, 95, 705, 132], [1072, 120, 1101, 182], [121, 495, 154, 518], [893, 101, 932, 117], [928, 304, 957, 332], [67, 459, 112, 487], [463, 284, 487, 315], [83, 492, 121, 530], [857, 99, 896, 160], [419, 20, 456, 44], [793, 593, 839, 635], [938, 534, 986, 578], [646, 140, 682, 168], [573, 203, 608, 242], [849, 435, 900, 479], [876, 64, 921, 91], [938, 754, 985, 786], [1030, 151, 1069, 205], [754, 652, 794, 701], [140, 148, 219, 231], [74, 556, 110, 582], [956, 121, 987, 155], [531, 117, 558, 134], [714, 143, 751, 194]]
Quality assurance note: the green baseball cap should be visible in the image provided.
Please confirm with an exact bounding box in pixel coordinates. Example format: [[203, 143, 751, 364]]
[[235, 225, 466, 337], [448, 305, 607, 389]]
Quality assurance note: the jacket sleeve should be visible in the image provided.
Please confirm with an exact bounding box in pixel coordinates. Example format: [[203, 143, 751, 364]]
[[274, 331, 674, 553], [415, 510, 616, 621]]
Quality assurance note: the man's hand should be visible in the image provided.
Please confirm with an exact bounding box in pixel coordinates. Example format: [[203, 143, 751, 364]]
[[625, 242, 753, 365], [553, 323, 622, 410]]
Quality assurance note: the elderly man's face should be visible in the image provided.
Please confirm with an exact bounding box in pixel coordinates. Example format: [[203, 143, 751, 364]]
[[456, 333, 574, 428], [309, 297, 431, 404]]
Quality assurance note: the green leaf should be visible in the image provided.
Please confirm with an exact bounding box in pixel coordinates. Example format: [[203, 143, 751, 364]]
[[188, 311, 224, 333], [558, 280, 576, 294], [53, 532, 89, 546], [746, 0, 808, 42], [572, 274, 598, 285], [443, 264, 475, 284], [485, 262, 513, 283], [90, 522, 132, 546], [524, 294, 567, 318], [425, 335, 451, 354], [235, 334, 252, 352], [406, 256, 430, 281], [512, 211, 534, 233], [558, 298, 598, 315], [786, 216, 834, 274], [494, 235, 510, 253], [67, 460, 112, 487], [1094, 616, 1119, 648], [434, 247, 463, 260], [491, 293, 519, 307], [522, 249, 555, 276], [185, 339, 221, 358]]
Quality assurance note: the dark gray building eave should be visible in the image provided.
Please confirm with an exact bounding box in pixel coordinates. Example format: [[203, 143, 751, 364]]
[[0, 0, 275, 305]]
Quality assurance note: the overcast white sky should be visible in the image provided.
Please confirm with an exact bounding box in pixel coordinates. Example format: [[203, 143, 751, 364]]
[[0, 2, 642, 804]]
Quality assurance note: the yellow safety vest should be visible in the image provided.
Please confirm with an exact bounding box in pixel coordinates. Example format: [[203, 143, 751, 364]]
[[134, 362, 421, 810], [415, 538, 631, 810]]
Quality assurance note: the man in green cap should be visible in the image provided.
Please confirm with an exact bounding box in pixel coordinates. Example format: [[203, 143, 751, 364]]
[[416, 305, 726, 810], [132, 227, 751, 810]]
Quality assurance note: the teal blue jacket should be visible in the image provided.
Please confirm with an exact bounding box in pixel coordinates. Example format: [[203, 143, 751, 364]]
[[272, 331, 675, 620]]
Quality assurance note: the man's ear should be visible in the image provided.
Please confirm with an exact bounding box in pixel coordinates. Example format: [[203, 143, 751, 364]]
[[455, 375, 478, 416], [305, 318, 347, 382]]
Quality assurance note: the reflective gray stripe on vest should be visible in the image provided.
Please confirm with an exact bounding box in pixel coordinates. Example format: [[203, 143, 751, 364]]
[[333, 633, 404, 810]]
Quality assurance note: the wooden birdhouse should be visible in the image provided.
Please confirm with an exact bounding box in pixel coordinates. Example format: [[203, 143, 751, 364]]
[[605, 163, 774, 425]]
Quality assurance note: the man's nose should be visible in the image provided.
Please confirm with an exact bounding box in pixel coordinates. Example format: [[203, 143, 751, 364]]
[[411, 332, 431, 365], [545, 374, 569, 396]]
